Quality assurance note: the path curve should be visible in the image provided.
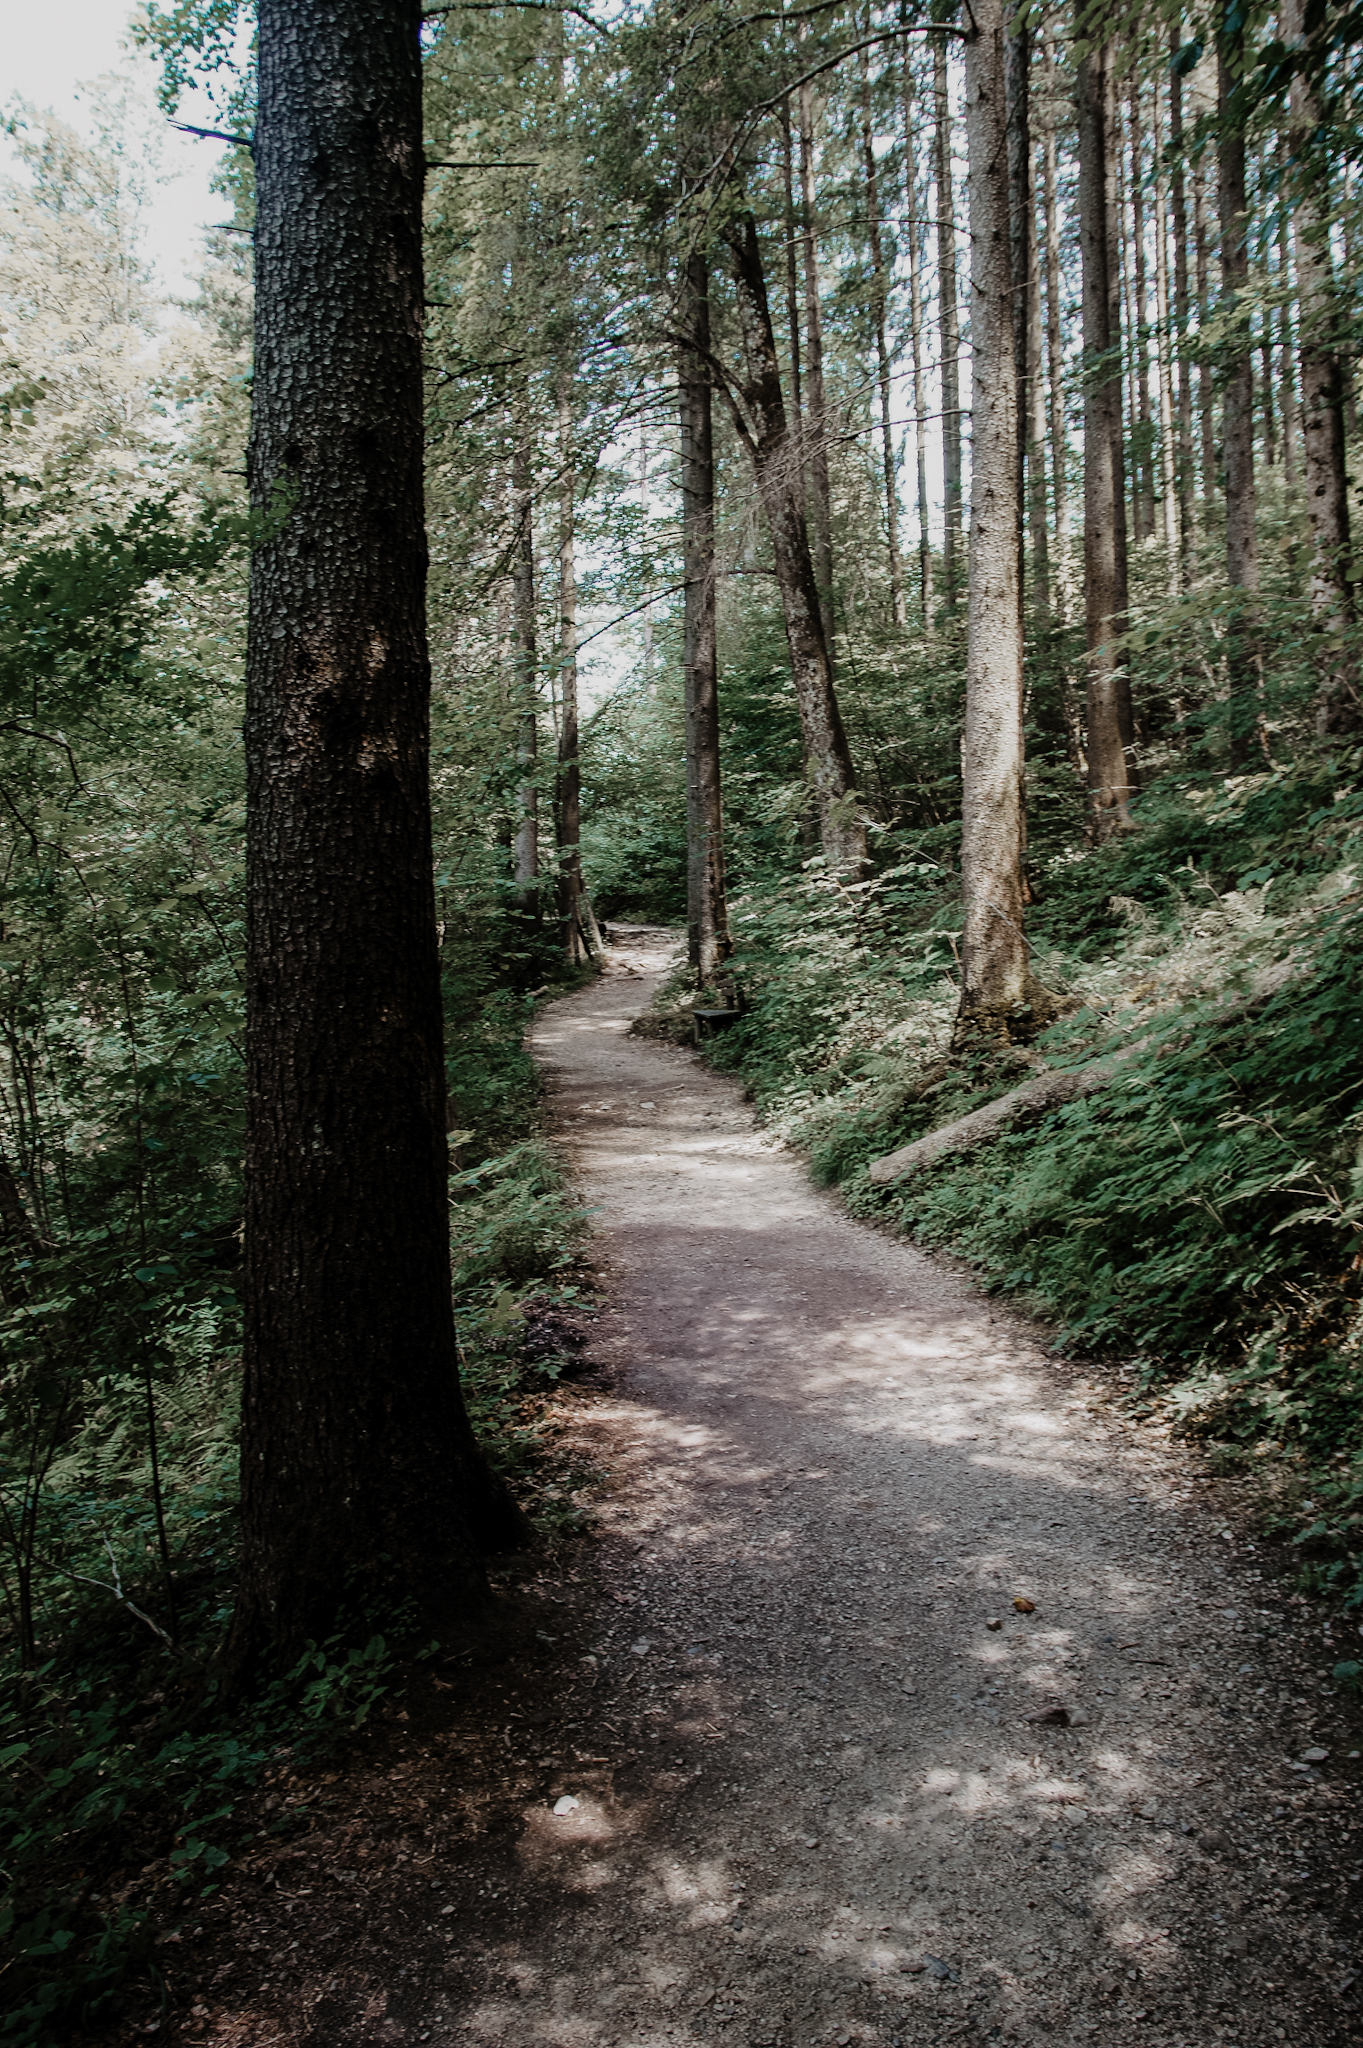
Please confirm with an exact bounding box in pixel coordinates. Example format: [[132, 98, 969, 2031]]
[[483, 934, 1358, 2048]]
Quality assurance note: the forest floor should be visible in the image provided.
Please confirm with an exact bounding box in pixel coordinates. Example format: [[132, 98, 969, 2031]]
[[123, 928, 1362, 2048]]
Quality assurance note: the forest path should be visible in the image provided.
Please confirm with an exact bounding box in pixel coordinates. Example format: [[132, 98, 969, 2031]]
[[495, 928, 1358, 2048]]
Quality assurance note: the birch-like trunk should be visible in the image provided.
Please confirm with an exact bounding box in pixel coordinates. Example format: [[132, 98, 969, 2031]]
[[957, 0, 1032, 1038], [1078, 42, 1139, 834], [679, 247, 731, 980], [1193, 152, 1218, 520]]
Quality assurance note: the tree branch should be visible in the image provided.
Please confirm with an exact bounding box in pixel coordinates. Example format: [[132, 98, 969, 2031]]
[[173, 122, 255, 153]]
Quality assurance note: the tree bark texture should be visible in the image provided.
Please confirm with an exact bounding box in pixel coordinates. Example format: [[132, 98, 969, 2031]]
[[1151, 80, 1179, 581], [797, 82, 835, 655], [1283, 0, 1357, 731], [1129, 97, 1156, 546], [1077, 44, 1138, 834], [1277, 153, 1299, 491], [720, 214, 866, 875], [957, 0, 1030, 1037], [679, 248, 731, 982], [860, 49, 904, 627], [234, 0, 523, 1676], [1004, 18, 1032, 622], [1217, 34, 1262, 765], [1193, 152, 1217, 518], [934, 36, 964, 617]]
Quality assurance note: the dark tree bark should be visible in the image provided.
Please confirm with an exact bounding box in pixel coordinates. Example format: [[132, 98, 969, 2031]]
[[780, 98, 804, 442], [1168, 40, 1198, 584], [1282, 0, 1357, 731], [956, 0, 1037, 1041], [934, 35, 964, 616], [1078, 43, 1139, 835], [232, 0, 525, 1678], [679, 248, 731, 982], [859, 47, 904, 627], [797, 81, 835, 655], [719, 213, 866, 875], [1218, 31, 1262, 766], [1151, 78, 1179, 580], [1278, 146, 1300, 492]]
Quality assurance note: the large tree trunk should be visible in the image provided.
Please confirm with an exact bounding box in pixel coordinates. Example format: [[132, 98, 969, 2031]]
[[1282, 0, 1357, 732], [934, 35, 964, 618], [720, 213, 866, 875], [232, 0, 525, 1678], [902, 42, 933, 623], [1218, 32, 1262, 768], [679, 248, 731, 982], [511, 419, 539, 896], [1004, 16, 1033, 619], [859, 48, 904, 627], [1077, 43, 1139, 834], [797, 81, 835, 655], [956, 0, 1033, 1040]]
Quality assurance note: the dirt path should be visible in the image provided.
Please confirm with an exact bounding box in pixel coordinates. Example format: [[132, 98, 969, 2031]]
[[499, 932, 1360, 2048], [152, 934, 1360, 2048]]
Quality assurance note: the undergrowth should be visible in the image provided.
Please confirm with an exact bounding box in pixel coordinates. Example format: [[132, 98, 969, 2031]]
[[0, 946, 596, 2044], [687, 751, 1363, 1610]]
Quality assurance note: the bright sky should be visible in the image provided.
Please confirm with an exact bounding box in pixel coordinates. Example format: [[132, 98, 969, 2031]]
[[1, 0, 228, 299]]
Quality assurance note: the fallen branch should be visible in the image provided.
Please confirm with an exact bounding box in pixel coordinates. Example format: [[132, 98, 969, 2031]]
[[866, 1060, 1117, 1184], [867, 957, 1301, 1187]]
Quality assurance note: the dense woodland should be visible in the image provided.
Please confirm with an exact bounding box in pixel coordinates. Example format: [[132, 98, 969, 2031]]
[[2, 0, 1362, 2033]]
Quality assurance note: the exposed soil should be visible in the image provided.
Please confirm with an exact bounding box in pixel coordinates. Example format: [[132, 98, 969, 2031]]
[[122, 928, 1362, 2048]]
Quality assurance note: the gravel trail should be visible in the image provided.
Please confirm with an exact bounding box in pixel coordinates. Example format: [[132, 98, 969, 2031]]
[[486, 931, 1359, 2048]]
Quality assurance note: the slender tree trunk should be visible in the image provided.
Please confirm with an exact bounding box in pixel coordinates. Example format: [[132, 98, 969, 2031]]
[[232, 0, 523, 1676], [1194, 152, 1218, 520], [1169, 40, 1198, 584], [903, 41, 933, 622], [1283, 0, 1357, 730], [859, 49, 904, 626], [1078, 43, 1139, 834], [511, 421, 539, 897], [720, 213, 866, 874], [1218, 32, 1262, 767], [1278, 144, 1299, 491], [1002, 14, 1023, 622], [1117, 133, 1140, 543], [780, 98, 803, 441], [1152, 76, 1179, 585], [1041, 30, 1069, 618], [555, 375, 593, 967], [1129, 94, 1156, 545], [934, 35, 964, 617], [957, 0, 1033, 1040], [679, 248, 730, 981], [797, 80, 835, 655]]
